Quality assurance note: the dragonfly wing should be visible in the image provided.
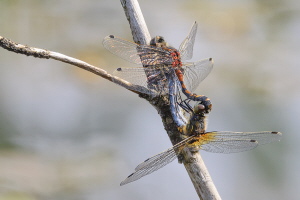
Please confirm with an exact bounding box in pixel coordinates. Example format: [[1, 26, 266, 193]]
[[113, 66, 172, 95], [120, 136, 196, 186], [103, 35, 172, 65], [182, 58, 214, 92], [179, 21, 198, 61], [120, 147, 178, 186], [199, 131, 282, 154], [103, 35, 143, 64]]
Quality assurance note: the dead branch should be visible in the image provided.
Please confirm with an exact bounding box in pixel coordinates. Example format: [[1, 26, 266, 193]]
[[120, 0, 221, 199], [0, 36, 148, 95], [0, 0, 221, 199]]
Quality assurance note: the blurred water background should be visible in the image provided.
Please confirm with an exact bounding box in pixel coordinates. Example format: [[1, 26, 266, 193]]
[[0, 0, 299, 199]]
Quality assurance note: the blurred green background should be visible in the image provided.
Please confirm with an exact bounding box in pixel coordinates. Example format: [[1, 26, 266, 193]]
[[0, 0, 298, 199]]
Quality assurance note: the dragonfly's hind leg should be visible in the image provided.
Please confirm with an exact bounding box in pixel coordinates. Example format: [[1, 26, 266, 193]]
[[179, 97, 211, 115], [178, 99, 193, 113]]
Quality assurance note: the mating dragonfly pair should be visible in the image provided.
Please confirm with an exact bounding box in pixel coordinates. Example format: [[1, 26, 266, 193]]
[[103, 22, 282, 186], [103, 22, 212, 127]]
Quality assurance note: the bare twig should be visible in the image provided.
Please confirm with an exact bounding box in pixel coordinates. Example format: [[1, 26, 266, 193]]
[[120, 0, 221, 199], [0, 36, 148, 95]]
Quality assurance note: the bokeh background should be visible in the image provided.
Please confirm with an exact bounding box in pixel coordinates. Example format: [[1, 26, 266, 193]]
[[0, 0, 299, 199]]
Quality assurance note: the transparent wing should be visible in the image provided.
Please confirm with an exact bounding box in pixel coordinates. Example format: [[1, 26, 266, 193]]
[[120, 136, 194, 186], [113, 57, 213, 96], [179, 21, 198, 61], [198, 131, 282, 153], [120, 131, 282, 185], [113, 65, 173, 95], [103, 35, 172, 65], [182, 58, 214, 92], [120, 147, 177, 186], [113, 67, 149, 92]]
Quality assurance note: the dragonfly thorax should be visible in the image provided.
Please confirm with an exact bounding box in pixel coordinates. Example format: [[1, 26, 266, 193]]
[[151, 36, 182, 66], [182, 104, 207, 136]]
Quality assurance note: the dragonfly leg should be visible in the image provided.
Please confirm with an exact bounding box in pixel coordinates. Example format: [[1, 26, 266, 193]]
[[179, 92, 212, 114], [178, 99, 194, 113]]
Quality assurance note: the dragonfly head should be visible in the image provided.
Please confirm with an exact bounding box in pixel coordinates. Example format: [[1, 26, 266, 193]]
[[193, 104, 206, 115], [150, 36, 168, 48]]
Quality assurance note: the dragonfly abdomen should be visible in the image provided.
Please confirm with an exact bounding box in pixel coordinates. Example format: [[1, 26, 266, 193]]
[[174, 68, 212, 113]]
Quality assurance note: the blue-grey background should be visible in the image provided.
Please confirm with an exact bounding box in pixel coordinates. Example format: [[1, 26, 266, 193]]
[[0, 0, 298, 199]]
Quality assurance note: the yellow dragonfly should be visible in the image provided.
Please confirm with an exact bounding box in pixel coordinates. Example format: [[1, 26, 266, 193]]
[[120, 104, 282, 186]]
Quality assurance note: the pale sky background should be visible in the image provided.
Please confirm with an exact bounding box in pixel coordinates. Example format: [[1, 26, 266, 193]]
[[0, 0, 299, 200]]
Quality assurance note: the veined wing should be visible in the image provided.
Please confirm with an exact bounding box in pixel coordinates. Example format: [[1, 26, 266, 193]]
[[120, 131, 282, 185], [120, 147, 177, 186], [113, 65, 173, 95], [196, 131, 282, 154], [179, 21, 198, 61], [102, 35, 171, 65], [120, 136, 195, 186], [182, 58, 214, 93]]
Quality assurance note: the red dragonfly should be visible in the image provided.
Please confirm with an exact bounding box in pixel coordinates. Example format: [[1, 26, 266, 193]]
[[103, 22, 213, 122], [120, 104, 282, 186]]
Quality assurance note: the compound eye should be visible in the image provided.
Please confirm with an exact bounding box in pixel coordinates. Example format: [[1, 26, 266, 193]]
[[157, 37, 164, 43], [197, 104, 205, 111], [193, 104, 205, 114]]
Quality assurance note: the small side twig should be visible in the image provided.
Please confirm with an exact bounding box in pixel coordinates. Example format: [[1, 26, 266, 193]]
[[0, 36, 147, 95]]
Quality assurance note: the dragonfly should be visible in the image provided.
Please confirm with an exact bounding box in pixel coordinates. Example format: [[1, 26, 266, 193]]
[[120, 104, 282, 186], [103, 22, 213, 126]]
